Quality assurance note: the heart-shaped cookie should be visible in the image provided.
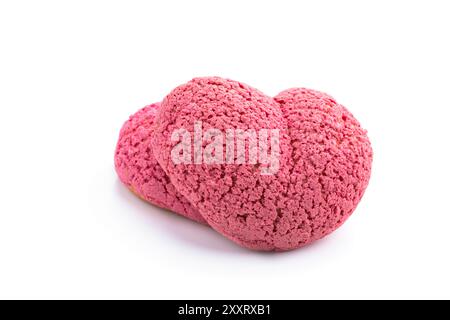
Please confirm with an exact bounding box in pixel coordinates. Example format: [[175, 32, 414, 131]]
[[115, 103, 206, 224], [152, 77, 372, 251]]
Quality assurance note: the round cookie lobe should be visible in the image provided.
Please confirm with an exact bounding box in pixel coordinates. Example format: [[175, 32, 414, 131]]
[[274, 88, 372, 245], [115, 103, 206, 224]]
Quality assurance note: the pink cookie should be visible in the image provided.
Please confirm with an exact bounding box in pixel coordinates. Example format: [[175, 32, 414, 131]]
[[152, 77, 372, 251], [115, 103, 206, 224]]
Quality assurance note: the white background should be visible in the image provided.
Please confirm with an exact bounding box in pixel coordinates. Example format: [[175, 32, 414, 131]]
[[1, 0, 449, 299]]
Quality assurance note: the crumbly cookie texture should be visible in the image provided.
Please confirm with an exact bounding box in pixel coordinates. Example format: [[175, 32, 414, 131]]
[[115, 103, 206, 224], [152, 77, 372, 251]]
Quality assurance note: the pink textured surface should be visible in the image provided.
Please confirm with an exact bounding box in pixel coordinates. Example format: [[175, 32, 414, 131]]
[[114, 103, 206, 224], [152, 77, 372, 251]]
